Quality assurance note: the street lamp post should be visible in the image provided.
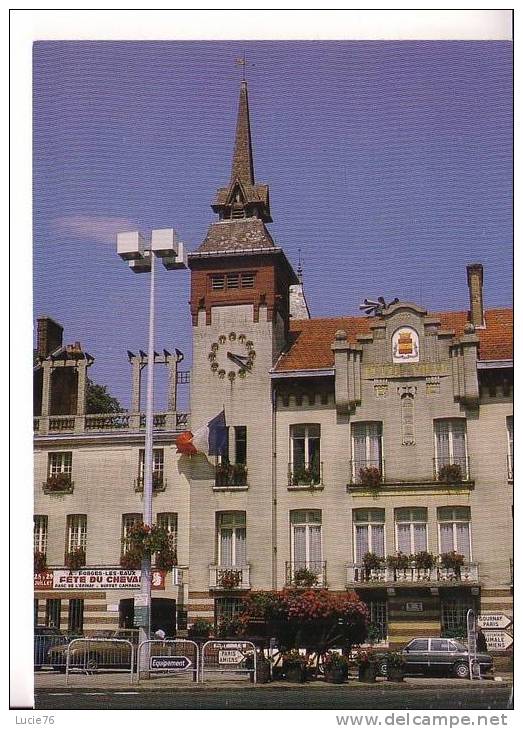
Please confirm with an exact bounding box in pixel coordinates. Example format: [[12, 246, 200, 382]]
[[117, 228, 187, 667]]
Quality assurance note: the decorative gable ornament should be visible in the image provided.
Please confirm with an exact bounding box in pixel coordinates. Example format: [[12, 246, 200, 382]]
[[392, 327, 420, 363]]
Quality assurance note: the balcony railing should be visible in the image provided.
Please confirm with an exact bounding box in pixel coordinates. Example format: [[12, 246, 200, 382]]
[[347, 562, 479, 586], [285, 561, 327, 588], [349, 459, 385, 486], [209, 565, 251, 590], [42, 473, 74, 495], [288, 462, 323, 488], [507, 454, 513, 481], [34, 411, 190, 434], [433, 456, 470, 482], [134, 472, 166, 493], [214, 463, 248, 489]]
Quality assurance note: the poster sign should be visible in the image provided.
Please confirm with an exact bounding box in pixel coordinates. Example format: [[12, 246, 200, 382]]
[[484, 631, 513, 652], [477, 614, 512, 630], [34, 568, 166, 590], [405, 602, 423, 612]]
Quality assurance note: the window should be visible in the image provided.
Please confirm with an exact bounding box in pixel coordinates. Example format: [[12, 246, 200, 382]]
[[434, 419, 468, 476], [138, 448, 164, 489], [395, 508, 427, 554], [431, 639, 449, 652], [290, 509, 322, 571], [34, 515, 48, 554], [507, 416, 513, 479], [210, 272, 256, 291], [441, 597, 474, 635], [217, 512, 246, 567], [365, 599, 388, 643], [409, 639, 429, 651], [157, 512, 178, 551], [45, 599, 61, 629], [122, 513, 143, 555], [438, 507, 471, 561], [234, 426, 247, 465], [290, 424, 321, 484], [66, 515, 87, 553], [48, 452, 72, 475], [351, 422, 383, 480], [68, 599, 84, 634], [215, 597, 244, 626], [353, 509, 385, 563]]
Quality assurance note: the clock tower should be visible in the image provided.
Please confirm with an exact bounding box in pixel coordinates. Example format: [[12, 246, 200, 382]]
[[187, 80, 298, 599]]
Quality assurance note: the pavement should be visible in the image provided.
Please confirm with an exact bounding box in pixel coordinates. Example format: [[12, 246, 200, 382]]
[[34, 669, 513, 692]]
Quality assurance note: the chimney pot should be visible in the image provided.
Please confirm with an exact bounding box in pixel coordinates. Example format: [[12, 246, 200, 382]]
[[466, 263, 484, 328]]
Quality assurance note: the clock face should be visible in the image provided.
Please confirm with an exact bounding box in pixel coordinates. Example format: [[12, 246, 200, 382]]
[[208, 332, 256, 382]]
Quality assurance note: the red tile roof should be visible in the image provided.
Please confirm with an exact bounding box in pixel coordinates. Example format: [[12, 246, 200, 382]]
[[275, 308, 512, 372]]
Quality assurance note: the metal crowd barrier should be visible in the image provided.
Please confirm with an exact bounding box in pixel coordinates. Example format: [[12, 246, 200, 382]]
[[34, 634, 71, 670], [201, 640, 257, 683], [65, 638, 135, 685], [136, 639, 199, 683]]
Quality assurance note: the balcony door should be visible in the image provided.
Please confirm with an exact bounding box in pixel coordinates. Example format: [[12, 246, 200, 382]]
[[290, 510, 322, 573], [218, 512, 246, 567]]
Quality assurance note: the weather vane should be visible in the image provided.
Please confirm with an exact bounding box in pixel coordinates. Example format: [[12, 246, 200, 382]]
[[359, 296, 399, 317], [235, 53, 254, 82]]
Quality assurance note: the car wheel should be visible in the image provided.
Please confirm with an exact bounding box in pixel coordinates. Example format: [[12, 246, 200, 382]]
[[453, 662, 470, 679], [377, 659, 388, 677]]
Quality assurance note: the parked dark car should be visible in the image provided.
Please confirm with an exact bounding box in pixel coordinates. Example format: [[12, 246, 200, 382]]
[[34, 626, 69, 670], [377, 637, 493, 679]]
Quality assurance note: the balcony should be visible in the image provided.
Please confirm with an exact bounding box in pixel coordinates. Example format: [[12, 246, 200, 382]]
[[346, 562, 479, 588], [34, 411, 190, 434], [347, 457, 474, 493], [285, 561, 327, 588], [134, 472, 166, 493], [433, 456, 470, 482], [349, 460, 384, 487], [288, 462, 323, 490], [42, 473, 74, 495], [209, 565, 251, 591], [214, 462, 248, 490]]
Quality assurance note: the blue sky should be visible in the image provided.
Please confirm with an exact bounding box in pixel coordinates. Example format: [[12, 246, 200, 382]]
[[33, 40, 512, 409]]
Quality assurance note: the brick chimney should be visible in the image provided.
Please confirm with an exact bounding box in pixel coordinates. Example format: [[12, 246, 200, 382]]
[[36, 316, 63, 357], [466, 263, 484, 329]]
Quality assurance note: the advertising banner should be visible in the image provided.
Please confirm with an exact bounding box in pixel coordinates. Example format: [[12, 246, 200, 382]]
[[34, 568, 166, 590]]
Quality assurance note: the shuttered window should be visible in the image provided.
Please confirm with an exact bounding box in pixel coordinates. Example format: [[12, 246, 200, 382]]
[[290, 510, 322, 571], [353, 509, 385, 562], [438, 507, 471, 561]]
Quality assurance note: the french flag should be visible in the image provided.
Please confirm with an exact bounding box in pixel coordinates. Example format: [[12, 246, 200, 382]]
[[175, 410, 227, 457]]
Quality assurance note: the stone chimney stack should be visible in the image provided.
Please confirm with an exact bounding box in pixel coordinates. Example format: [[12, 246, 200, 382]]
[[466, 263, 484, 328], [36, 316, 63, 357]]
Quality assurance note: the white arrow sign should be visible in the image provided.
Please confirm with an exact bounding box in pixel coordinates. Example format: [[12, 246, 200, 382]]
[[477, 613, 512, 630], [218, 649, 246, 665], [484, 630, 513, 651]]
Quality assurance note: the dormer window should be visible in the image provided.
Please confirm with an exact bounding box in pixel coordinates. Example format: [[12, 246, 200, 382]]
[[210, 272, 256, 291]]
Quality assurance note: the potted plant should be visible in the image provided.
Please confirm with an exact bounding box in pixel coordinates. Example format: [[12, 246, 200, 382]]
[[356, 650, 378, 682], [282, 650, 309, 683], [385, 651, 406, 682], [358, 466, 382, 489], [34, 550, 47, 573], [120, 549, 142, 569], [246, 651, 272, 683], [293, 567, 319, 588], [45, 472, 73, 492], [440, 551, 465, 576], [155, 547, 177, 571], [414, 551, 436, 571], [323, 651, 349, 683], [438, 463, 463, 483], [188, 619, 212, 639], [64, 547, 86, 570], [386, 552, 411, 575], [217, 568, 242, 590], [292, 465, 320, 487], [362, 552, 385, 576]]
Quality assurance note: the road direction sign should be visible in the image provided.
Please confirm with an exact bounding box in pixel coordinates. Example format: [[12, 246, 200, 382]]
[[218, 649, 246, 665], [484, 631, 513, 651], [150, 655, 192, 671], [477, 614, 512, 630]]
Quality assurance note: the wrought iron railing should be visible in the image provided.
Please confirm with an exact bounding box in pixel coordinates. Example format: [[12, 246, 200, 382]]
[[285, 561, 327, 587], [209, 564, 251, 590], [349, 459, 385, 485], [287, 462, 323, 488], [214, 463, 248, 489], [433, 456, 470, 482], [134, 472, 166, 492]]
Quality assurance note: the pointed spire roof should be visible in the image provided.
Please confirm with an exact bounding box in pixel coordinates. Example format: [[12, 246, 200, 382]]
[[210, 80, 272, 224], [230, 80, 255, 186]]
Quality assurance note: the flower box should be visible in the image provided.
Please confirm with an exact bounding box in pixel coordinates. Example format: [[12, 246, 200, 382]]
[[43, 473, 73, 494]]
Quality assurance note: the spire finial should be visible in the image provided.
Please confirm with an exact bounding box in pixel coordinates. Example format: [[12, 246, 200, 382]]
[[297, 249, 303, 284], [235, 53, 247, 83]]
